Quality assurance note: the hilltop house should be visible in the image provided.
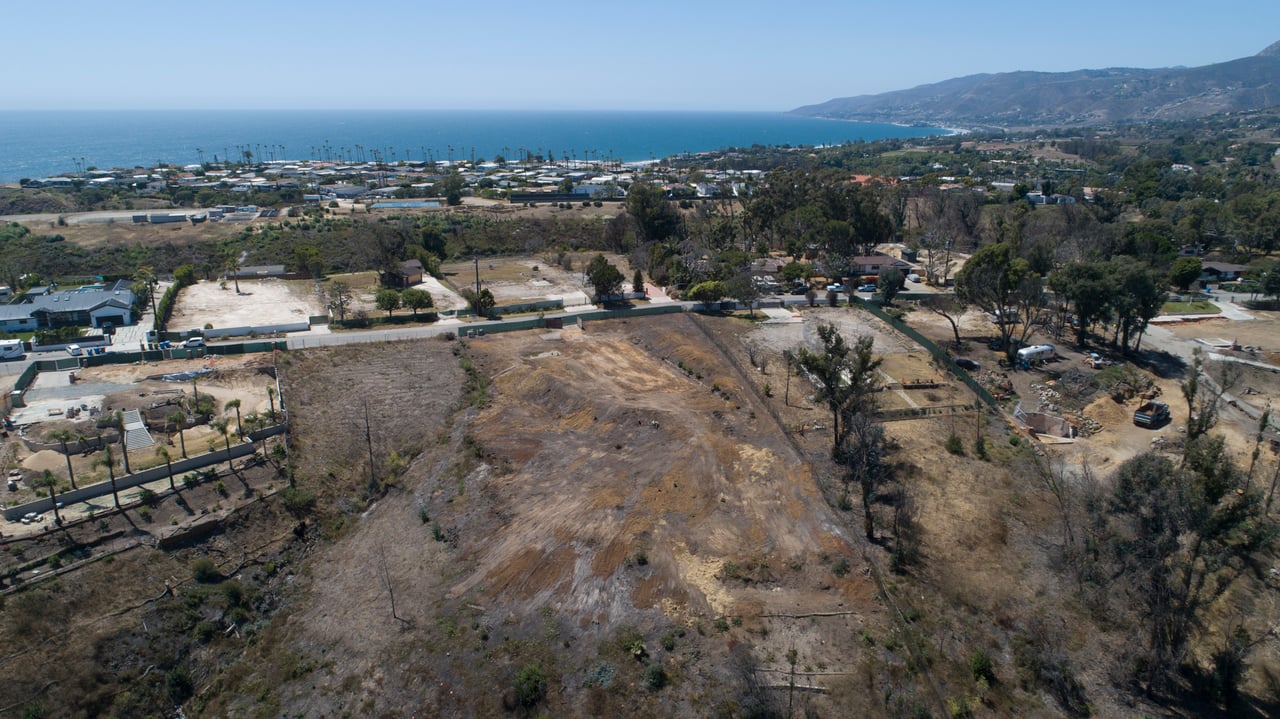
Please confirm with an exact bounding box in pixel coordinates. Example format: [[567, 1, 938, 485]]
[[0, 280, 135, 333]]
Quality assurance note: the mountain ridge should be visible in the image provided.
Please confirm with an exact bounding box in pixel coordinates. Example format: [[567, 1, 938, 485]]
[[792, 43, 1280, 129]]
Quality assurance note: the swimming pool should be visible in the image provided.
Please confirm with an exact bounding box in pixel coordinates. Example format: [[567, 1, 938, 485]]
[[370, 200, 442, 209]]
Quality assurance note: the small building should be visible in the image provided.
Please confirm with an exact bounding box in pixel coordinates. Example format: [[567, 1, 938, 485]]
[[850, 255, 911, 277], [1200, 261, 1249, 283], [383, 259, 425, 288]]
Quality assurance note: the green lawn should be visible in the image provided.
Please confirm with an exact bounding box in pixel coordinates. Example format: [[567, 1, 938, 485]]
[[1161, 300, 1220, 315]]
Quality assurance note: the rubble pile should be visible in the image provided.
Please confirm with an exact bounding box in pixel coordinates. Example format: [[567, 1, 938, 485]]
[[1030, 382, 1062, 413], [1070, 411, 1103, 436]]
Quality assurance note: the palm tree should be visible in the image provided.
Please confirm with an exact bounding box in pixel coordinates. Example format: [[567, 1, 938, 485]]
[[97, 445, 121, 509], [211, 419, 234, 472], [167, 411, 188, 458], [225, 399, 243, 438], [48, 428, 78, 489], [113, 412, 131, 475], [33, 470, 62, 525], [156, 445, 176, 492], [134, 265, 158, 318], [226, 259, 241, 294]]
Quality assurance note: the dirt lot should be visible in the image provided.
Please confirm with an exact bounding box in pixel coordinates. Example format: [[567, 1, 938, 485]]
[[440, 253, 616, 308], [169, 278, 326, 331], [193, 316, 900, 718]]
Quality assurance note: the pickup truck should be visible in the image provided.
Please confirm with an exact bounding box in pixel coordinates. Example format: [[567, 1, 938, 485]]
[[1133, 400, 1170, 428]]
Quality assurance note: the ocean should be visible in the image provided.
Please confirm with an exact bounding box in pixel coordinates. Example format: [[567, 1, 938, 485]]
[[0, 110, 948, 182]]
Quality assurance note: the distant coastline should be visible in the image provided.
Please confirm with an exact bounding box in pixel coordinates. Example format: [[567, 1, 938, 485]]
[[0, 110, 949, 182]]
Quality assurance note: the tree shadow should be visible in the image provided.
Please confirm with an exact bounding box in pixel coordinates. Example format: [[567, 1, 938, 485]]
[[1133, 347, 1189, 379]]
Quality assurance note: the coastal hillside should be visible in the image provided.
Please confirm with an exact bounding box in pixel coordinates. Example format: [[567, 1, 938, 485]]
[[792, 42, 1280, 129]]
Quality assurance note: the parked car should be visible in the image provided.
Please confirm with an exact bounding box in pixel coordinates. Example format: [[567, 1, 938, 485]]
[[825, 283, 844, 292], [856, 284, 878, 293], [789, 285, 810, 295], [954, 358, 980, 371], [182, 337, 205, 348], [907, 273, 921, 283], [65, 344, 82, 356]]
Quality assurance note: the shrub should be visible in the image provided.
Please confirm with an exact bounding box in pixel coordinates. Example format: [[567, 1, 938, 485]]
[[832, 558, 850, 577], [279, 487, 316, 516], [969, 650, 995, 683], [165, 667, 194, 704], [661, 632, 678, 651], [191, 558, 221, 583], [642, 664, 667, 691], [514, 664, 547, 708], [945, 434, 964, 455], [138, 487, 158, 506], [974, 435, 988, 460]]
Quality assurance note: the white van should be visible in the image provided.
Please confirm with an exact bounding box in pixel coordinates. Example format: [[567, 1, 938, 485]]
[[0, 339, 24, 360]]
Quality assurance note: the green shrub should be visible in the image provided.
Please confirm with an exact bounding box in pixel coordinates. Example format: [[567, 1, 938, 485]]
[[661, 632, 677, 651], [969, 650, 995, 683], [642, 664, 667, 691], [974, 435, 988, 460], [832, 558, 850, 577], [514, 664, 547, 708], [191, 558, 221, 583], [945, 434, 964, 455], [279, 487, 316, 516]]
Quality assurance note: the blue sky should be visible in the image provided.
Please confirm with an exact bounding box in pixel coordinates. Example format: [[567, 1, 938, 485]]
[[6, 0, 1277, 111]]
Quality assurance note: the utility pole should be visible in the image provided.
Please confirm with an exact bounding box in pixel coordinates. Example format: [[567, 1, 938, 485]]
[[474, 257, 481, 297], [364, 401, 376, 489]]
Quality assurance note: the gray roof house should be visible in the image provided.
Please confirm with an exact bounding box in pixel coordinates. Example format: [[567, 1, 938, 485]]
[[0, 280, 135, 332]]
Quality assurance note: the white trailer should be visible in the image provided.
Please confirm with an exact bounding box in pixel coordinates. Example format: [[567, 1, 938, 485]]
[[1016, 344, 1055, 365], [0, 339, 25, 360]]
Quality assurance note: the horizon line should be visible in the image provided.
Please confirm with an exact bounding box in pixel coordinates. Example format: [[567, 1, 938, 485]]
[[0, 107, 795, 114]]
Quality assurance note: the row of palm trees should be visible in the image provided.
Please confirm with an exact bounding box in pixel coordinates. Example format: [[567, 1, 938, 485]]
[[34, 393, 282, 526]]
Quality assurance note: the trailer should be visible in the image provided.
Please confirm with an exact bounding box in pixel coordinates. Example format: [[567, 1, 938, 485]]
[[0, 339, 24, 360], [1016, 344, 1056, 367]]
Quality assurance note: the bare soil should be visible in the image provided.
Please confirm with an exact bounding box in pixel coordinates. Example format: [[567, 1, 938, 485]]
[[197, 316, 892, 718], [440, 253, 607, 307], [169, 278, 326, 331]]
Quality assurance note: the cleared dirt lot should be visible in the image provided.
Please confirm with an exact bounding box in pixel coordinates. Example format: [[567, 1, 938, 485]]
[[169, 278, 325, 331], [200, 316, 891, 718], [440, 254, 610, 307]]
